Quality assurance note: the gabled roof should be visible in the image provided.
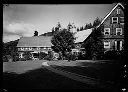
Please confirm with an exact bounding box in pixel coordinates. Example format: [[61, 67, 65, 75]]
[[17, 36, 53, 47], [74, 28, 93, 43], [96, 3, 124, 28]]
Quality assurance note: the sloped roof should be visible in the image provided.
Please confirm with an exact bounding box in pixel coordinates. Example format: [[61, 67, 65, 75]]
[[96, 3, 124, 28], [74, 28, 93, 43], [17, 36, 53, 47]]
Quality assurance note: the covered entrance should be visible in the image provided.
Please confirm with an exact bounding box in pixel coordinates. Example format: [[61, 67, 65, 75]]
[[31, 52, 40, 60]]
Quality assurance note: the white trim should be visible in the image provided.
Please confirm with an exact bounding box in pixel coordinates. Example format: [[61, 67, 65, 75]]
[[112, 17, 118, 24], [104, 28, 110, 35], [116, 28, 122, 35], [96, 3, 124, 28], [104, 41, 110, 48]]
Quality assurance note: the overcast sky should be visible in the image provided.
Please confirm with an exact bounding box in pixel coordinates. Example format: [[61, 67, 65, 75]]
[[3, 4, 114, 43]]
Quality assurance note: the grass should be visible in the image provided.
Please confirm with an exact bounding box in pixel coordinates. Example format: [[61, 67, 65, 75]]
[[50, 61, 121, 82], [3, 67, 94, 89], [3, 60, 47, 74], [3, 60, 122, 91]]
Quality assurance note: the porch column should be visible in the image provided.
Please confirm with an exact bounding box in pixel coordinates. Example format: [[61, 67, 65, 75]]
[[120, 41, 122, 50], [115, 41, 117, 50]]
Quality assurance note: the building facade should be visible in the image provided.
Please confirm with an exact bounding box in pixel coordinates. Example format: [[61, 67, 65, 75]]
[[17, 36, 53, 60], [98, 3, 124, 52]]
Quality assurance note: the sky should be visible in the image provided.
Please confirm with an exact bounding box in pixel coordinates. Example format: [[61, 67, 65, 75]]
[[3, 4, 114, 43]]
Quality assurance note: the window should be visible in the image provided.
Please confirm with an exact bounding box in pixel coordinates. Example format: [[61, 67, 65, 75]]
[[117, 9, 121, 14], [104, 41, 110, 48], [20, 47, 24, 51], [19, 53, 23, 58], [120, 17, 124, 24], [116, 28, 122, 35], [112, 17, 118, 24], [104, 28, 110, 35], [29, 47, 33, 51]]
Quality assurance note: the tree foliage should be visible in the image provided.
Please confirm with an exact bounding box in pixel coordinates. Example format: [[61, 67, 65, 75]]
[[51, 29, 75, 57], [93, 17, 102, 27], [84, 23, 93, 30], [83, 25, 104, 60], [34, 31, 38, 36]]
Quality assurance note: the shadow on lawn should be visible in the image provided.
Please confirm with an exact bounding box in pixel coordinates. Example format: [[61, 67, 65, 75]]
[[3, 67, 94, 89], [51, 60, 121, 83]]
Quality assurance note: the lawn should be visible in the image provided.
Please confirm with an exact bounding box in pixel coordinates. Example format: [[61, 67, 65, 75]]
[[50, 60, 121, 83], [3, 60, 47, 74], [3, 60, 122, 91], [3, 66, 93, 89]]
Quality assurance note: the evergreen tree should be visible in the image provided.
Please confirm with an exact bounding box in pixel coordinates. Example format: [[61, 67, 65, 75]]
[[80, 26, 84, 31], [34, 31, 38, 36], [83, 25, 104, 60], [93, 17, 102, 27], [84, 23, 93, 30], [67, 22, 72, 31], [52, 27, 55, 34], [77, 27, 80, 32]]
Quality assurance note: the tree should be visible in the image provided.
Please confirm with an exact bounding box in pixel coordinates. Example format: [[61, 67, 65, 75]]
[[93, 17, 102, 27], [84, 23, 93, 30], [77, 27, 80, 32], [67, 22, 72, 31], [80, 26, 84, 31], [34, 31, 38, 36], [51, 29, 75, 58], [83, 25, 104, 60], [54, 22, 62, 32]]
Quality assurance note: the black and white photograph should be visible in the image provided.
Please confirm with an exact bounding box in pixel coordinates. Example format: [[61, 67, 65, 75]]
[[3, 2, 127, 92]]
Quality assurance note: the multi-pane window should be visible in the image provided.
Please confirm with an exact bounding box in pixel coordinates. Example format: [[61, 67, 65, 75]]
[[104, 28, 110, 35], [116, 28, 122, 35], [112, 17, 118, 24], [120, 17, 124, 24], [104, 41, 110, 48], [117, 9, 121, 14]]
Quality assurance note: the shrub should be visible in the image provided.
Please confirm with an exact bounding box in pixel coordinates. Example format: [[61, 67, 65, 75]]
[[39, 52, 48, 60], [103, 50, 124, 60]]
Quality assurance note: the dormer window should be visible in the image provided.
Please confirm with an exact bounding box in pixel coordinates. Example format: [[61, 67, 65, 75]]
[[104, 28, 110, 35], [117, 9, 121, 14], [112, 17, 118, 24], [116, 28, 122, 35]]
